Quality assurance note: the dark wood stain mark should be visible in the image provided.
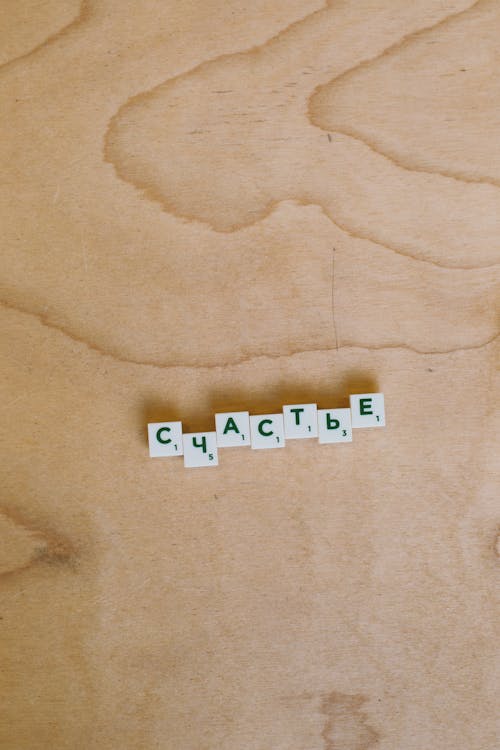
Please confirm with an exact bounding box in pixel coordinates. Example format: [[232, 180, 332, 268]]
[[0, 507, 74, 580], [321, 692, 380, 750]]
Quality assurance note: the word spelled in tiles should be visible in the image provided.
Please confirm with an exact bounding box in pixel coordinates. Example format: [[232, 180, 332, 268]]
[[148, 393, 385, 468]]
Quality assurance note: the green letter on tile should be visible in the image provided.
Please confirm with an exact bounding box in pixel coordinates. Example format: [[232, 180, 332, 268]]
[[290, 408, 304, 425], [258, 419, 273, 437], [223, 417, 240, 435], [192, 436, 207, 453], [326, 414, 340, 430], [156, 427, 171, 444], [360, 398, 373, 415]]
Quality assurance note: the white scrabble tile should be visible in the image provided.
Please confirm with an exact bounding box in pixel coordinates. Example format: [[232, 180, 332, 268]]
[[182, 432, 219, 467], [318, 408, 352, 444], [215, 411, 251, 447], [350, 393, 385, 428], [283, 403, 318, 439], [148, 422, 183, 457], [250, 414, 286, 449]]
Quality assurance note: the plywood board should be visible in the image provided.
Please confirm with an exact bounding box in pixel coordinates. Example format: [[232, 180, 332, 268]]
[[1, 2, 498, 748]]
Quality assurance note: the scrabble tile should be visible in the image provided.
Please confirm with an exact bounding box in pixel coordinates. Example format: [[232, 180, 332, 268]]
[[215, 411, 251, 447], [350, 393, 385, 428], [250, 414, 286, 449], [148, 422, 183, 457], [318, 408, 352, 444], [283, 403, 318, 439], [183, 432, 219, 468]]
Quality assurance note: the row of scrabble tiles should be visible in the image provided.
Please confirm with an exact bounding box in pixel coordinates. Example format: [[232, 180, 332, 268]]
[[148, 393, 385, 468]]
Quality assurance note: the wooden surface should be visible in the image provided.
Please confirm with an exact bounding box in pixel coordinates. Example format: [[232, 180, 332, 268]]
[[1, 1, 499, 748]]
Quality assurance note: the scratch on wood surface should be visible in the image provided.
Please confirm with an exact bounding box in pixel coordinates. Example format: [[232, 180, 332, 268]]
[[80, 232, 89, 278], [331, 247, 339, 350], [494, 527, 500, 558]]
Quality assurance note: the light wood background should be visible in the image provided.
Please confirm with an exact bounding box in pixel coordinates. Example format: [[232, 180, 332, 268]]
[[1, 1, 499, 748]]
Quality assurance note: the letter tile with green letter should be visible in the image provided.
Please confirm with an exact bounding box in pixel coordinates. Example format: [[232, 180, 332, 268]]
[[317, 408, 352, 444], [215, 411, 251, 448], [249, 414, 286, 450], [182, 432, 219, 467], [349, 393, 385, 428], [282, 403, 318, 439], [148, 422, 184, 457]]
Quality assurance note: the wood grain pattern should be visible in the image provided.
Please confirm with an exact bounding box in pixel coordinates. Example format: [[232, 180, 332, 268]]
[[1, 2, 498, 748]]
